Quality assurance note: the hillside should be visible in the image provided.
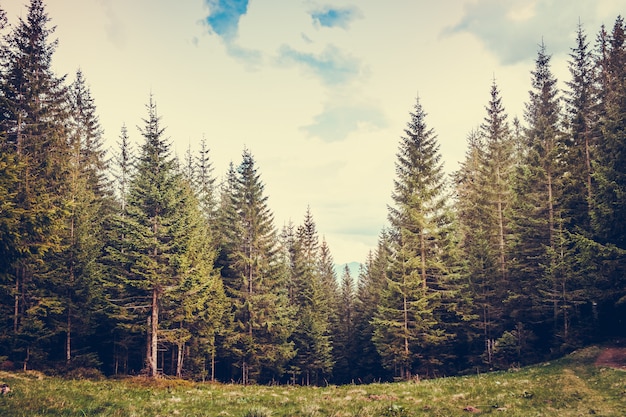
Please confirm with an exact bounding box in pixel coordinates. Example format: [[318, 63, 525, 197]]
[[0, 346, 624, 417]]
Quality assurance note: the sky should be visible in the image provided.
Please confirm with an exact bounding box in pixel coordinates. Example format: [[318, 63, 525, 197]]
[[3, 0, 624, 266]]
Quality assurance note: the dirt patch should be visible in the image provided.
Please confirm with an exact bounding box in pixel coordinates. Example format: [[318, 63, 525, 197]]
[[595, 347, 626, 370]]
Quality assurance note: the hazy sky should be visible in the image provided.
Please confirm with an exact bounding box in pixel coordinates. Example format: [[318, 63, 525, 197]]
[[3, 0, 624, 265]]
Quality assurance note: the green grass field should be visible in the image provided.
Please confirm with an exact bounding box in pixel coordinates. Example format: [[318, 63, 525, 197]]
[[0, 346, 624, 416]]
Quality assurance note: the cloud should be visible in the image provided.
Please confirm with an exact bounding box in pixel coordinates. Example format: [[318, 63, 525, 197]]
[[226, 43, 263, 68], [445, 0, 598, 65], [277, 44, 362, 85], [97, 0, 126, 48], [204, 0, 249, 41], [310, 6, 363, 29], [302, 104, 387, 142]]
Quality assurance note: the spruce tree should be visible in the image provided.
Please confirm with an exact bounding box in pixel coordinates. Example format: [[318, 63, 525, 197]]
[[107, 96, 200, 377], [158, 177, 226, 378], [50, 69, 111, 367], [455, 81, 517, 367], [588, 16, 626, 338], [288, 208, 334, 385], [219, 149, 295, 383], [454, 130, 497, 366], [373, 96, 457, 379], [0, 0, 71, 369], [593, 17, 626, 248], [510, 41, 566, 355], [353, 231, 391, 382], [563, 23, 598, 232], [102, 124, 139, 374], [195, 136, 218, 224], [332, 265, 357, 383]]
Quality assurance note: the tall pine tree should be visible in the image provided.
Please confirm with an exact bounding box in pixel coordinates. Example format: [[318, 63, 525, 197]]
[[0, 0, 71, 369], [219, 149, 295, 384], [373, 96, 457, 379]]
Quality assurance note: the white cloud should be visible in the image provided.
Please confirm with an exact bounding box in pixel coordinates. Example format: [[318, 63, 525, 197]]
[[302, 104, 387, 142], [446, 0, 601, 64]]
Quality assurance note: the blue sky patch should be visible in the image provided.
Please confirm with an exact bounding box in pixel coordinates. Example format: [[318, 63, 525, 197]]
[[205, 0, 249, 40], [311, 6, 361, 29]]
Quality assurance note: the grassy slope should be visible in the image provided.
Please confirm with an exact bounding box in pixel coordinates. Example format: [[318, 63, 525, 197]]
[[0, 346, 624, 417]]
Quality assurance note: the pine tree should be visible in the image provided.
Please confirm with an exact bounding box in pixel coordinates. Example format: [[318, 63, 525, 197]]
[[588, 16, 626, 338], [454, 130, 498, 366], [0, 0, 71, 369], [50, 69, 111, 367], [353, 231, 391, 382], [219, 149, 295, 383], [332, 265, 356, 383], [100, 124, 138, 374], [593, 16, 626, 248], [288, 208, 334, 385], [455, 81, 517, 367], [510, 41, 565, 355], [373, 96, 457, 379], [159, 177, 227, 378], [196, 136, 218, 221], [562, 23, 598, 233], [107, 96, 198, 377]]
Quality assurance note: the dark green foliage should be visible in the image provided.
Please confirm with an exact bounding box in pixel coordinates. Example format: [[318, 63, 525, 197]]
[[217, 149, 295, 384], [373, 96, 459, 379], [592, 17, 626, 248], [454, 80, 517, 368], [0, 0, 72, 370], [508, 41, 566, 357], [105, 96, 227, 379], [352, 233, 392, 382], [562, 23, 598, 233], [286, 208, 335, 385]]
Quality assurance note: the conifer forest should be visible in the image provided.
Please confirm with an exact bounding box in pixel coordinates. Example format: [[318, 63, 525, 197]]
[[1, 0, 625, 385]]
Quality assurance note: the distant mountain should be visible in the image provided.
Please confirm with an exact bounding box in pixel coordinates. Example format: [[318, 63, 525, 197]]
[[333, 261, 362, 280]]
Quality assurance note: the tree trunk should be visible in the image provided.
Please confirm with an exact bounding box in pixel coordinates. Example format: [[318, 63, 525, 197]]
[[149, 288, 159, 377], [176, 340, 185, 378], [496, 166, 507, 282], [420, 231, 427, 290], [13, 272, 19, 333], [66, 305, 72, 364], [211, 348, 216, 382]]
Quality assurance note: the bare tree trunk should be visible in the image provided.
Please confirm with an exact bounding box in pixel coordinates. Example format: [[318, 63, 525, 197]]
[[176, 340, 185, 378], [496, 166, 507, 282], [149, 287, 159, 377], [66, 306, 72, 364], [211, 348, 216, 382], [146, 315, 151, 373], [420, 231, 427, 290], [403, 292, 409, 360], [13, 272, 19, 333]]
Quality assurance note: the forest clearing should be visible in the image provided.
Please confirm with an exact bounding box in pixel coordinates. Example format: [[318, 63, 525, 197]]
[[1, 0, 626, 386], [0, 345, 625, 417]]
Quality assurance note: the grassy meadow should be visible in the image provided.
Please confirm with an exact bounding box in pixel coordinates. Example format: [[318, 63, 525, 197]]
[[0, 346, 624, 417]]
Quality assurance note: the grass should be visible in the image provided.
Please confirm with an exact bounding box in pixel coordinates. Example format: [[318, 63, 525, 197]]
[[0, 346, 624, 416]]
